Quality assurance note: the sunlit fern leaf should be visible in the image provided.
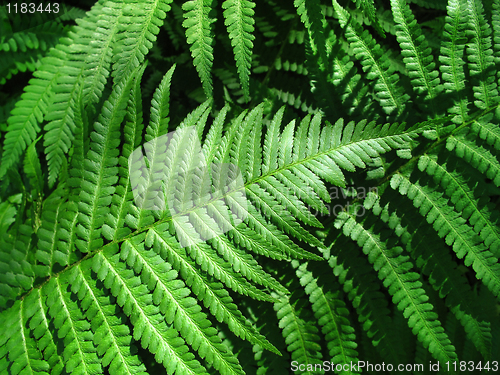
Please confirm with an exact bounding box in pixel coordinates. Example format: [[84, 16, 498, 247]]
[[112, 0, 173, 87], [68, 264, 148, 375], [182, 0, 216, 98], [26, 289, 65, 374], [146, 226, 281, 355], [81, 0, 125, 107], [119, 235, 246, 375], [222, 0, 256, 102], [75, 65, 140, 255], [5, 299, 50, 375], [44, 276, 102, 374], [104, 63, 148, 243], [92, 248, 210, 374]]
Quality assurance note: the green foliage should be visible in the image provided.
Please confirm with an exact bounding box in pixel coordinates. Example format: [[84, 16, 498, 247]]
[[1, 0, 500, 374]]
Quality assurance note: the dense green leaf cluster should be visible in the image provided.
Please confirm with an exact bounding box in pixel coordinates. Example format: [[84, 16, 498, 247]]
[[0, 0, 499, 374]]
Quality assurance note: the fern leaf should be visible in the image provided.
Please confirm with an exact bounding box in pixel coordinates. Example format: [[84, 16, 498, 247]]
[[68, 264, 148, 375], [294, 0, 328, 68], [418, 153, 500, 256], [23, 136, 43, 199], [391, 173, 500, 298], [44, 0, 122, 186], [81, 0, 124, 106], [104, 63, 147, 242], [336, 210, 457, 363], [322, 237, 401, 364], [351, 0, 385, 37], [222, 0, 256, 101], [44, 277, 102, 374], [75, 65, 139, 254], [120, 236, 245, 375], [471, 113, 500, 151], [447, 132, 500, 186], [25, 289, 65, 374], [92, 248, 209, 374], [333, 0, 409, 116], [365, 191, 494, 358], [182, 0, 215, 98], [147, 227, 281, 355], [0, 69, 58, 180], [465, 0, 499, 110], [439, 0, 469, 124], [6, 300, 50, 375], [230, 224, 290, 260], [274, 275, 324, 371], [147, 64, 176, 141], [295, 261, 360, 373], [112, 0, 173, 86], [35, 188, 68, 277], [0, 222, 35, 309], [390, 0, 441, 115]]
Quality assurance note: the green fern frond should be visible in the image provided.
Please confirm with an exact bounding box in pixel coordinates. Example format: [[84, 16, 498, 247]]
[[45, 276, 102, 374], [332, 0, 409, 116], [222, 0, 256, 101], [465, 0, 499, 110], [3, 0, 500, 372], [335, 209, 458, 364], [439, 0, 469, 124], [365, 190, 494, 359], [390, 0, 441, 115], [294, 261, 360, 373], [69, 265, 148, 374], [351, 0, 385, 38], [92, 248, 209, 374], [391, 172, 500, 298], [447, 131, 500, 186], [274, 273, 324, 372], [182, 0, 215, 98], [112, 0, 173, 86]]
